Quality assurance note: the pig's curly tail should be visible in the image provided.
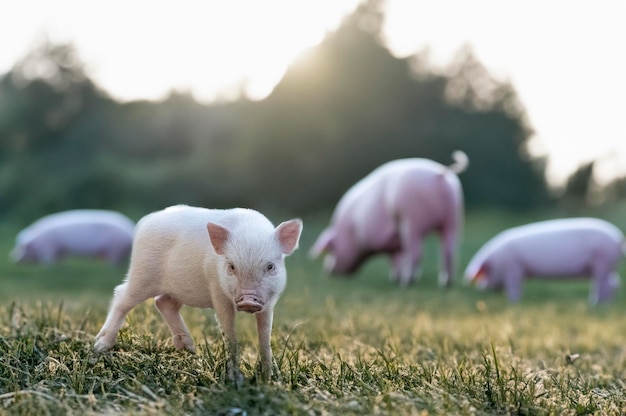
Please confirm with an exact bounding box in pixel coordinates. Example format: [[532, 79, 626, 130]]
[[448, 150, 469, 174]]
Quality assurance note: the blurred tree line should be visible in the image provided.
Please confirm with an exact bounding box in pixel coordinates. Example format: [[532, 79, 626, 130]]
[[1, 3, 620, 224]]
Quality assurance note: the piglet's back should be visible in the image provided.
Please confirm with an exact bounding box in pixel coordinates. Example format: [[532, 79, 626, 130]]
[[134, 205, 272, 244], [127, 206, 220, 283], [129, 206, 276, 279]]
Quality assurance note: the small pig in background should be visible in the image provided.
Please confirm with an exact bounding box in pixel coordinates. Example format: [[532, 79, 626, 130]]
[[465, 218, 625, 304], [310, 151, 468, 287], [11, 209, 135, 266], [94, 205, 302, 385]]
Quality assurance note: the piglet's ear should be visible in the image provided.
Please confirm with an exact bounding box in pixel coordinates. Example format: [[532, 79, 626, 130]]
[[207, 222, 230, 255], [309, 228, 334, 259], [276, 219, 303, 255]]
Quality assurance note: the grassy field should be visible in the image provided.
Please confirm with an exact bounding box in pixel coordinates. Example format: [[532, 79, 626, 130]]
[[2, 206, 626, 415]]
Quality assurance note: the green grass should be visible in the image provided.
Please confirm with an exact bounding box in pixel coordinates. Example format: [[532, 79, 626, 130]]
[[2, 206, 626, 415]]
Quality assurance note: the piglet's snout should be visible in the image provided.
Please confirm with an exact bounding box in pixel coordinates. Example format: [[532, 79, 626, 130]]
[[236, 293, 264, 313]]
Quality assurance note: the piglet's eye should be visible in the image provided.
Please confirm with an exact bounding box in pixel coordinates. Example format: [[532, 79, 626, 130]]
[[265, 262, 275, 273], [227, 262, 236, 273]]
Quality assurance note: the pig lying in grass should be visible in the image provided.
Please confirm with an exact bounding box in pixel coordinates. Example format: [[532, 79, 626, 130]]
[[11, 209, 135, 266], [310, 151, 468, 287], [94, 205, 303, 385], [465, 218, 625, 304]]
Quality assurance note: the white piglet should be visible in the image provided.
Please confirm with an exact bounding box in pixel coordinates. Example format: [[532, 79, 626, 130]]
[[94, 205, 303, 384]]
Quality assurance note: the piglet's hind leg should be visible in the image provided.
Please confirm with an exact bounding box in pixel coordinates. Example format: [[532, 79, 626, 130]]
[[95, 282, 150, 352]]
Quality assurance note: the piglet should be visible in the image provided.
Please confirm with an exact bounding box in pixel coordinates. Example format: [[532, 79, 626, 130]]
[[465, 218, 625, 304], [11, 209, 135, 266], [94, 205, 302, 385]]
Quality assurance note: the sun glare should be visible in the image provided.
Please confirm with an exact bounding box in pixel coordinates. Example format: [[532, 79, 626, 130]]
[[7, 0, 362, 102], [0, 1, 355, 101]]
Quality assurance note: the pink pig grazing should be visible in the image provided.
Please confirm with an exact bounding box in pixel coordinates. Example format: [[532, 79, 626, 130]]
[[11, 209, 135, 266], [310, 151, 468, 287], [465, 218, 626, 304], [94, 205, 302, 385]]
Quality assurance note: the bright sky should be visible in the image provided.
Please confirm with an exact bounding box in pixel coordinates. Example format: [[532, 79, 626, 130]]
[[2, 0, 625, 185]]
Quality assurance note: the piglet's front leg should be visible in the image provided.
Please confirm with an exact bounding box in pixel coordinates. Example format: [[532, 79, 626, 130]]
[[214, 302, 243, 387], [256, 309, 276, 382], [504, 268, 523, 303]]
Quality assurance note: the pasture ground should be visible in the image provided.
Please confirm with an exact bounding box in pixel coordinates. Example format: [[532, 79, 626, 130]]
[[2, 206, 626, 415]]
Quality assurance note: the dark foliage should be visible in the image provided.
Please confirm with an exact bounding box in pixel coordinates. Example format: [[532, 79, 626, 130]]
[[0, 3, 553, 223]]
